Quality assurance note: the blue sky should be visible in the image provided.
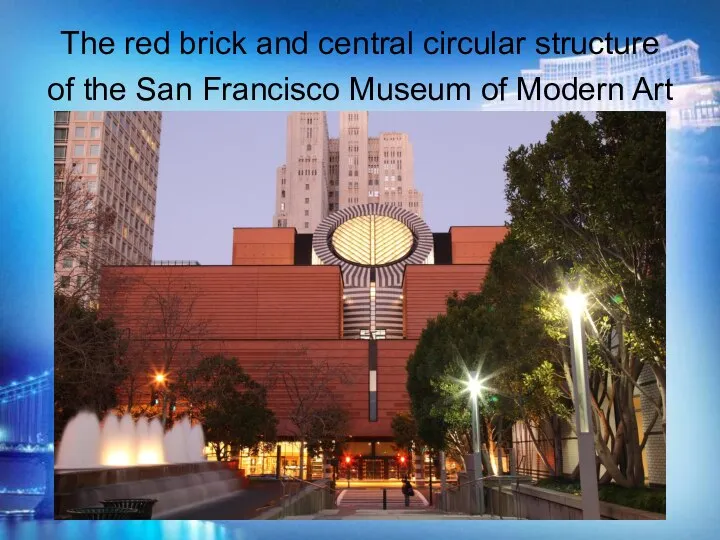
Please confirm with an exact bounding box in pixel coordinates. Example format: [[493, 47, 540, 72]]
[[152, 112, 560, 264]]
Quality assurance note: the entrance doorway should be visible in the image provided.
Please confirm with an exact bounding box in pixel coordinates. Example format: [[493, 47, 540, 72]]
[[362, 459, 385, 480]]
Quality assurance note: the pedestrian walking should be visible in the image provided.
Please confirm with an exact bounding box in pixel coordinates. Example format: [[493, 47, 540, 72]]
[[401, 477, 414, 507]]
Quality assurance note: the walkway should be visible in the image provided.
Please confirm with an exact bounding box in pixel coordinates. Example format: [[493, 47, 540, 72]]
[[159, 480, 284, 520], [283, 509, 511, 520]]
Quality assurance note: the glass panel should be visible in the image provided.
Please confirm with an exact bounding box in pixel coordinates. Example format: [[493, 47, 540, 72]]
[[374, 442, 397, 457], [343, 441, 373, 456]]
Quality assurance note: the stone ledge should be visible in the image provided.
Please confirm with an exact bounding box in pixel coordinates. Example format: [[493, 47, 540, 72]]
[[514, 484, 665, 520]]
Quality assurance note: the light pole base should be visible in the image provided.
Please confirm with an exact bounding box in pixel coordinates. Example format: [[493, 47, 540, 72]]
[[465, 452, 485, 515], [578, 432, 601, 520]]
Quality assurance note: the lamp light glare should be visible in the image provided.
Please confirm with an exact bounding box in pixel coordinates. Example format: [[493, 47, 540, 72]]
[[154, 373, 166, 384], [563, 290, 587, 316], [466, 372, 482, 398]]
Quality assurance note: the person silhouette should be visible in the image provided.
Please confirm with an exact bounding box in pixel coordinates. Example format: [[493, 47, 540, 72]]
[[401, 477, 414, 507]]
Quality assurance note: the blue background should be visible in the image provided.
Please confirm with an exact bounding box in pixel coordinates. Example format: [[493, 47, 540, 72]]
[[1, 0, 718, 537]]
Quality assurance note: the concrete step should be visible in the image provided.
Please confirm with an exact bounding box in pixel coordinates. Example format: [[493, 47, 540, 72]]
[[337, 489, 428, 508]]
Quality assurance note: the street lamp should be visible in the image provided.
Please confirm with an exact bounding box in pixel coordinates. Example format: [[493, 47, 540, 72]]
[[466, 371, 485, 515], [153, 372, 168, 428], [563, 289, 601, 520]]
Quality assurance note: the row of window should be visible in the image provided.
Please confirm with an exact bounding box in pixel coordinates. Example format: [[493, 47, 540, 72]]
[[72, 143, 102, 158], [52, 126, 101, 141], [54, 111, 103, 124]]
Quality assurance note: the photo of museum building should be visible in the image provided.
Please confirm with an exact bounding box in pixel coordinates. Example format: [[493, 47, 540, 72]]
[[101, 203, 506, 479]]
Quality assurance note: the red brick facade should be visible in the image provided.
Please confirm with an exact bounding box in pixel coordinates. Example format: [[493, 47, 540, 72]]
[[101, 225, 506, 439]]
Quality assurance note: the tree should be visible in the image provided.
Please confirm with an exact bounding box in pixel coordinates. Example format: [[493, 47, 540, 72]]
[[173, 355, 277, 461], [477, 232, 573, 477], [104, 269, 209, 412], [266, 350, 355, 480], [503, 112, 666, 487], [54, 294, 128, 441], [391, 412, 418, 453], [406, 292, 501, 475], [54, 165, 115, 303], [304, 404, 350, 478]]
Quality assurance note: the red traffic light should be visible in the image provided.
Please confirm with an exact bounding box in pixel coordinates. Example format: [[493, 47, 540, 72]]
[[345, 456, 351, 464], [399, 456, 406, 464]]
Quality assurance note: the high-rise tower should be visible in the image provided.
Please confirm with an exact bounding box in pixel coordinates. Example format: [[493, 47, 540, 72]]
[[274, 112, 423, 231]]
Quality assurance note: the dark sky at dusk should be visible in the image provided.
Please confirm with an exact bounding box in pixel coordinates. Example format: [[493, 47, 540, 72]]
[[153, 112, 560, 264]]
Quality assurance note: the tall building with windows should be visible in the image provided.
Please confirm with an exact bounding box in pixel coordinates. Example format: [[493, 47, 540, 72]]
[[273, 112, 423, 232], [53, 111, 162, 294]]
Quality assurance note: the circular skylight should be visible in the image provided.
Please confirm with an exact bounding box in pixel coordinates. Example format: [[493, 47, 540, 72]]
[[331, 215, 414, 266]]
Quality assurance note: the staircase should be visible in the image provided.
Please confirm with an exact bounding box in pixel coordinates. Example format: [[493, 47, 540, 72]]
[[337, 488, 428, 509]]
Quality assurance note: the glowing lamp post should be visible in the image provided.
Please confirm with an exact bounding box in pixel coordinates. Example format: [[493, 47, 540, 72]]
[[154, 372, 168, 427], [466, 371, 485, 515], [563, 290, 601, 520]]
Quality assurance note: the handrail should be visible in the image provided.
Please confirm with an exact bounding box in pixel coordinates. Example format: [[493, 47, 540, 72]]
[[280, 476, 340, 495], [438, 474, 532, 519], [444, 474, 533, 493], [276, 476, 339, 519]]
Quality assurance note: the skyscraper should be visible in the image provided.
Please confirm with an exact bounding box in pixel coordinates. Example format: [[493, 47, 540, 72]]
[[273, 112, 423, 232], [53, 111, 162, 296]]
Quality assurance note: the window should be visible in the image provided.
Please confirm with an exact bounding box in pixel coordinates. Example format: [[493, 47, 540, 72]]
[[54, 146, 67, 160], [54, 128, 68, 142], [304, 210, 309, 216], [87, 181, 97, 193], [92, 112, 103, 120], [305, 184, 309, 190], [75, 112, 88, 120], [90, 127, 100, 138], [63, 257, 73, 268], [304, 198, 309, 204], [74, 126, 86, 138], [54, 111, 70, 124], [86, 162, 98, 175], [80, 237, 89, 248], [281, 190, 286, 198], [73, 144, 85, 157], [280, 202, 285, 211], [306, 144, 311, 151], [277, 219, 282, 227], [59, 275, 70, 288], [304, 222, 309, 228], [54, 182, 63, 197], [89, 144, 100, 156]]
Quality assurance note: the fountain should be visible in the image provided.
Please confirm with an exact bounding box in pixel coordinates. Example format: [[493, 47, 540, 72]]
[[54, 411, 245, 518], [55, 411, 206, 468]]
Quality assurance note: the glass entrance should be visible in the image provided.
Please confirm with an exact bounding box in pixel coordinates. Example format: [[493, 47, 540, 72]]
[[363, 458, 385, 480]]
